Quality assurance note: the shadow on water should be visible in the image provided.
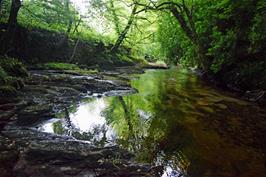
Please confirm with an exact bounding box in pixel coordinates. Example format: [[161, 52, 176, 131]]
[[39, 68, 266, 177]]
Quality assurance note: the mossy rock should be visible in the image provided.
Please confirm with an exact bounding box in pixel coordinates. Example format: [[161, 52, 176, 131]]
[[0, 57, 29, 77]]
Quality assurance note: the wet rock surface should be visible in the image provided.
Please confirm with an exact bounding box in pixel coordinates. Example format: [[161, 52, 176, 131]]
[[0, 68, 160, 177], [1, 127, 153, 177]]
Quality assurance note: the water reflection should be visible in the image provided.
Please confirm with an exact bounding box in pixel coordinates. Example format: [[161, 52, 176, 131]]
[[39, 68, 266, 177], [39, 98, 116, 145]]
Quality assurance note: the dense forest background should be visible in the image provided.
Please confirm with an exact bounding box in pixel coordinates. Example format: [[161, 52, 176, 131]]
[[0, 0, 265, 91]]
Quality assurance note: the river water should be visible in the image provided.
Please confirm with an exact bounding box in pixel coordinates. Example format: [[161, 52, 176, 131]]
[[39, 68, 266, 177]]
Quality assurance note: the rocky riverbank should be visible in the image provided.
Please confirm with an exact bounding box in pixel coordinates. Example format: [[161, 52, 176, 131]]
[[0, 67, 162, 177]]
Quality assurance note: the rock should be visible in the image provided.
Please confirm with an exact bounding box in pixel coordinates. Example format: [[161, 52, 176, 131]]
[[244, 90, 266, 102], [143, 63, 169, 69], [17, 104, 54, 126], [0, 103, 17, 111], [0, 135, 19, 177], [0, 128, 153, 177]]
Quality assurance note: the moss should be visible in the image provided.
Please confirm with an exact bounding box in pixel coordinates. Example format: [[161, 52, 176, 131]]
[[70, 69, 99, 75], [41, 62, 80, 70], [37, 62, 99, 74]]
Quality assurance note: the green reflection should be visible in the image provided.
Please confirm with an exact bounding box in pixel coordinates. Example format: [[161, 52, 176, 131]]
[[101, 68, 266, 177], [41, 68, 266, 177]]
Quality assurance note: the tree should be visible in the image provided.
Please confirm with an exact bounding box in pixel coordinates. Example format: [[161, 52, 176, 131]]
[[111, 2, 138, 52], [64, 0, 73, 35], [0, 0, 22, 54], [8, 0, 21, 29]]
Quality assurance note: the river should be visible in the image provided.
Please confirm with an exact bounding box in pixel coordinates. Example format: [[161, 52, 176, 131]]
[[39, 68, 266, 177]]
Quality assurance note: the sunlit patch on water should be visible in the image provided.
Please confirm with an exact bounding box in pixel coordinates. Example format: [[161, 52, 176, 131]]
[[38, 98, 116, 145], [154, 151, 189, 177], [71, 98, 106, 132], [38, 118, 60, 133], [161, 166, 183, 177]]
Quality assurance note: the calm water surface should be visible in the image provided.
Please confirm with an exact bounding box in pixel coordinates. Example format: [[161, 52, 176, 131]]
[[39, 68, 266, 177]]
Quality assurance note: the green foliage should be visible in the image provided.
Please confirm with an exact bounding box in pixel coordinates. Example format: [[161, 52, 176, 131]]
[[248, 1, 266, 54], [0, 65, 9, 84], [1, 0, 265, 90], [18, 0, 78, 32], [0, 1, 9, 22], [208, 28, 236, 73], [156, 0, 266, 86], [157, 11, 197, 66], [0, 0, 112, 44]]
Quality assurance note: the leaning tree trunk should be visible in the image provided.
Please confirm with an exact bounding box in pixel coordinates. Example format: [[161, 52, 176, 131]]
[[111, 3, 137, 53], [69, 39, 80, 63], [170, 6, 208, 70], [72, 17, 82, 34]]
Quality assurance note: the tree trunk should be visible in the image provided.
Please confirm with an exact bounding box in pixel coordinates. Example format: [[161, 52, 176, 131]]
[[0, 0, 21, 54], [111, 3, 137, 53], [8, 0, 21, 31], [171, 8, 195, 43], [171, 6, 208, 70], [65, 0, 73, 36], [72, 17, 82, 34], [59, 0, 72, 47], [69, 39, 80, 62]]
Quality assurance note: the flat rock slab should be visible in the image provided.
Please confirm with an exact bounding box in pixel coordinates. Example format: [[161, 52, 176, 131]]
[[1, 128, 155, 177]]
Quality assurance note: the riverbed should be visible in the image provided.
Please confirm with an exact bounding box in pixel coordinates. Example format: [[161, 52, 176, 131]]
[[1, 68, 266, 177]]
